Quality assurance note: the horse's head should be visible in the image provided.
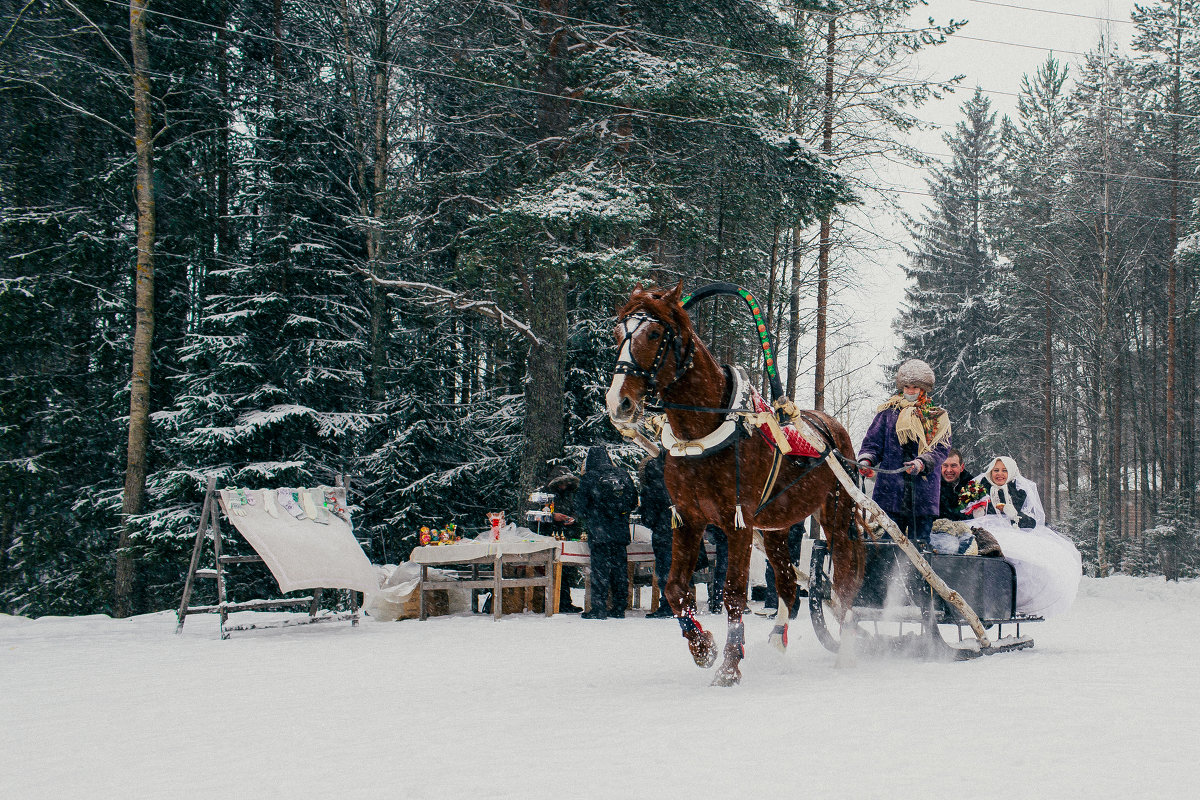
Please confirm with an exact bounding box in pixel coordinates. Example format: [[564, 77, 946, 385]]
[[606, 281, 695, 427]]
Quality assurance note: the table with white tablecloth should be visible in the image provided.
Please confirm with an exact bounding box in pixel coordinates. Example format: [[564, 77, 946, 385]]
[[410, 538, 558, 620]]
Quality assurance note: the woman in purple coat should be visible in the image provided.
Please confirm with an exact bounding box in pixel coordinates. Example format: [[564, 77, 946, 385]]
[[857, 359, 952, 547]]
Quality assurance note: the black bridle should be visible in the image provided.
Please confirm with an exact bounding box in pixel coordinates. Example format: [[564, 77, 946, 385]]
[[613, 311, 694, 394]]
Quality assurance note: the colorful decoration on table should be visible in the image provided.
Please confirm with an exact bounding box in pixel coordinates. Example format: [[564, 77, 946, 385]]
[[958, 480, 989, 516], [486, 512, 505, 541], [417, 523, 461, 546]]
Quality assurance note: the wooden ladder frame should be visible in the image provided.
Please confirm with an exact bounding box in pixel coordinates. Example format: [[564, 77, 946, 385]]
[[175, 475, 360, 639]]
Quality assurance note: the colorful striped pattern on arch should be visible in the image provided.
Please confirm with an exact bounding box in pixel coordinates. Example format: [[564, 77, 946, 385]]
[[681, 286, 777, 381]]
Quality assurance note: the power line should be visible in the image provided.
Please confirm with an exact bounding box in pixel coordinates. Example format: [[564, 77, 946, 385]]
[[50, 0, 1200, 226], [80, 0, 1200, 133], [965, 0, 1197, 34]]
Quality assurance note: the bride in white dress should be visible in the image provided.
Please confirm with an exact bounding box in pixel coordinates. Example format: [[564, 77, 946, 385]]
[[970, 456, 1082, 618]]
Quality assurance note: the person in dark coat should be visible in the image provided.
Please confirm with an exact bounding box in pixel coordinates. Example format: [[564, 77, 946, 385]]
[[938, 449, 973, 521], [576, 446, 638, 619], [763, 520, 808, 617], [543, 466, 582, 613], [706, 525, 728, 613], [857, 359, 952, 547], [638, 453, 675, 618]]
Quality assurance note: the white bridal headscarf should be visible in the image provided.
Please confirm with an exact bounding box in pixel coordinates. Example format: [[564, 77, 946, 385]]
[[974, 456, 1046, 526]]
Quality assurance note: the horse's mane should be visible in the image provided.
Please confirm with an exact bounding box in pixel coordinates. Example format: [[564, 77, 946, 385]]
[[617, 284, 697, 350]]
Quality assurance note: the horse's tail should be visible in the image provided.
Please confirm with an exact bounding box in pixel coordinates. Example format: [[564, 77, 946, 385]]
[[821, 455, 867, 621]]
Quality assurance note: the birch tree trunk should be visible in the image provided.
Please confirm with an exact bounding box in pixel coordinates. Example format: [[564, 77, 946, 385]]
[[117, 0, 157, 617]]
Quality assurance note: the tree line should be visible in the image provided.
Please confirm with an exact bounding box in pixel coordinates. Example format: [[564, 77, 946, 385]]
[[3, 0, 967, 616], [898, 0, 1200, 579]]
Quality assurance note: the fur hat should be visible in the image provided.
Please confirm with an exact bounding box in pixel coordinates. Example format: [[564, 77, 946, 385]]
[[546, 465, 578, 492], [895, 359, 935, 392]]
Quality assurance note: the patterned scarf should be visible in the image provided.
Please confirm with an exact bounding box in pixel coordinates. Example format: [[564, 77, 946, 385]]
[[877, 390, 952, 455]]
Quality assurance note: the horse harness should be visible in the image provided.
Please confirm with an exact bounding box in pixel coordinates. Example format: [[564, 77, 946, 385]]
[[616, 305, 852, 526], [614, 312, 694, 394]]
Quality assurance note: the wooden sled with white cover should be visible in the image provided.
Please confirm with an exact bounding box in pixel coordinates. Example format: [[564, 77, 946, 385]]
[[176, 475, 378, 639]]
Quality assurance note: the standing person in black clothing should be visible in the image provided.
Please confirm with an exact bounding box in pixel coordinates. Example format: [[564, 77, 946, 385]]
[[763, 520, 808, 618], [938, 449, 973, 521], [576, 446, 638, 620], [706, 526, 728, 613], [638, 453, 675, 618]]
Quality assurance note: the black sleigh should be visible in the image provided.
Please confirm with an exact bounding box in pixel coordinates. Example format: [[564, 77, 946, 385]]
[[807, 535, 1043, 660]]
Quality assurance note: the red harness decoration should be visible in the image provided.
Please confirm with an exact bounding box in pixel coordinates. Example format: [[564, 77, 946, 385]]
[[750, 388, 821, 458]]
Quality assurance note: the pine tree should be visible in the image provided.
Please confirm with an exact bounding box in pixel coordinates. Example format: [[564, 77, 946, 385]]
[[896, 88, 1003, 459]]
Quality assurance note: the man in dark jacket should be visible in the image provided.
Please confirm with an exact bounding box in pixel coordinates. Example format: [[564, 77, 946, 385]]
[[938, 449, 973, 521], [576, 446, 638, 619], [638, 453, 674, 618]]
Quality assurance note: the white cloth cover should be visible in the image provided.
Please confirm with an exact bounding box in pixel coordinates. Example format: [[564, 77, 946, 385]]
[[218, 487, 378, 595], [363, 562, 471, 621], [971, 457, 1081, 618]]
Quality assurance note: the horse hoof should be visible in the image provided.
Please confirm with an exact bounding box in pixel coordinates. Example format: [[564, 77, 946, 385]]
[[711, 666, 742, 687], [689, 630, 718, 668], [768, 623, 788, 653]]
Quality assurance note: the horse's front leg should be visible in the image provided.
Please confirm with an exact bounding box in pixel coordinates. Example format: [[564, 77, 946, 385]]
[[665, 520, 716, 669], [712, 529, 752, 687]]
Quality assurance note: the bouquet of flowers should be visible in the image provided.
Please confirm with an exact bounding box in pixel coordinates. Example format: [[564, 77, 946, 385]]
[[957, 480, 989, 516]]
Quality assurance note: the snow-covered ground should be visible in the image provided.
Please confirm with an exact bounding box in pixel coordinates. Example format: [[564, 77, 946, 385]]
[[2, 576, 1197, 799]]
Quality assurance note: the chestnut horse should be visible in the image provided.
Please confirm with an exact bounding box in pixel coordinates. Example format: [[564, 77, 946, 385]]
[[606, 283, 867, 685]]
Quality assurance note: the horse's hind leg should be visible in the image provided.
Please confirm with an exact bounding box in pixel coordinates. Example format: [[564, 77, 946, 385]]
[[713, 529, 752, 687], [665, 520, 717, 669], [762, 530, 797, 653], [823, 484, 866, 668]]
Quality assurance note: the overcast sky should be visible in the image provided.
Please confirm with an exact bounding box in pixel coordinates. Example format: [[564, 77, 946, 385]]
[[847, 0, 1139, 375]]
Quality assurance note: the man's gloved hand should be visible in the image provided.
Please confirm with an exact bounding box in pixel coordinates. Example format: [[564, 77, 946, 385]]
[[858, 458, 875, 478], [904, 459, 924, 474]]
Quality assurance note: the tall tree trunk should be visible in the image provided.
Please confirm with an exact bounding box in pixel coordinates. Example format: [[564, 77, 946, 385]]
[[368, 0, 391, 403], [1164, 6, 1182, 495], [763, 224, 779, 396], [1043, 269, 1053, 519], [813, 18, 835, 412], [117, 0, 157, 617], [518, 0, 571, 499], [217, 4, 232, 260], [787, 225, 802, 397]]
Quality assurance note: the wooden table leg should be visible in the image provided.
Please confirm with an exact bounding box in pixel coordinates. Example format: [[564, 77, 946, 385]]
[[650, 572, 658, 612], [523, 563, 533, 613], [552, 560, 562, 615], [583, 566, 591, 612], [544, 551, 553, 617], [493, 553, 503, 620], [419, 564, 428, 621]]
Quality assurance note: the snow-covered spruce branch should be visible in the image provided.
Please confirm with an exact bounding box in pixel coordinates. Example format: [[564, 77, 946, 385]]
[[347, 264, 540, 344]]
